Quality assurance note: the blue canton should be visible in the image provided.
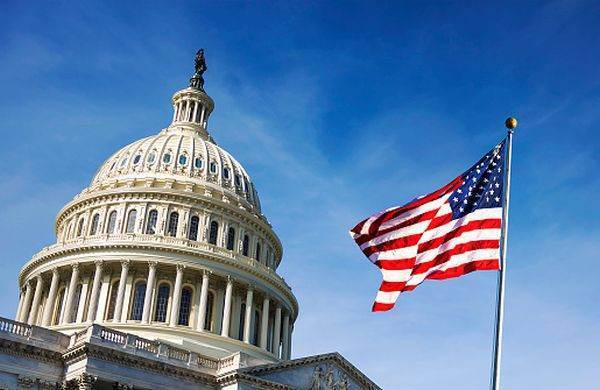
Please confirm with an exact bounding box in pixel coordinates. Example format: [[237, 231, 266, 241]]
[[449, 140, 506, 219]]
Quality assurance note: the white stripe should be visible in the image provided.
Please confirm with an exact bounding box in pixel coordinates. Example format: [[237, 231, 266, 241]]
[[369, 245, 418, 262], [415, 228, 501, 264], [381, 268, 413, 283], [420, 207, 502, 242], [375, 290, 400, 304], [405, 248, 500, 286]]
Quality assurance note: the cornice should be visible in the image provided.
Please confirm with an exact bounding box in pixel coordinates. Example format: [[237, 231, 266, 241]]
[[0, 338, 63, 364], [64, 344, 218, 388]]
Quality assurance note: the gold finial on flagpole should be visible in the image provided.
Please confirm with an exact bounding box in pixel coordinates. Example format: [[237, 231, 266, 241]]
[[505, 117, 518, 130]]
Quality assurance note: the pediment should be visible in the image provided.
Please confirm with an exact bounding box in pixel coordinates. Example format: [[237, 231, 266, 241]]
[[236, 352, 380, 390]]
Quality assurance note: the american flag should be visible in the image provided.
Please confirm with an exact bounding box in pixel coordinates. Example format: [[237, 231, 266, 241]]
[[350, 139, 507, 312]]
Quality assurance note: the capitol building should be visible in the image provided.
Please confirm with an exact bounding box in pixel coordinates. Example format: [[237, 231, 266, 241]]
[[0, 51, 379, 390]]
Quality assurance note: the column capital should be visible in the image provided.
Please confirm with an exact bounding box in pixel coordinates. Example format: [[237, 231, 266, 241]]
[[121, 259, 131, 269], [94, 260, 104, 269], [72, 263, 80, 271], [202, 269, 212, 277], [176, 263, 186, 272], [226, 275, 234, 284], [34, 274, 43, 282], [246, 283, 255, 292], [51, 267, 60, 276], [148, 261, 158, 269]]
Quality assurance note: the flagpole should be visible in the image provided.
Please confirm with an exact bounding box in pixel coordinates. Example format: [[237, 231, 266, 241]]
[[490, 117, 516, 390]]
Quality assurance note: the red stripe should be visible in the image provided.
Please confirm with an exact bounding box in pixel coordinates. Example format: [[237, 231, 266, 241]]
[[372, 302, 395, 312], [366, 176, 462, 237], [362, 233, 421, 257], [377, 258, 416, 270], [427, 259, 499, 280], [418, 218, 501, 253], [379, 281, 407, 292], [354, 209, 438, 246], [426, 212, 453, 230], [412, 240, 500, 275]]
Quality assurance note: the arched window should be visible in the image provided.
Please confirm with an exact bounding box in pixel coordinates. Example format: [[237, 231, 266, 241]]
[[133, 154, 141, 165], [163, 153, 172, 164], [146, 209, 158, 234], [69, 284, 83, 323], [188, 216, 199, 241], [106, 281, 120, 320], [252, 310, 261, 346], [223, 167, 230, 180], [130, 281, 146, 321], [226, 227, 236, 250], [53, 288, 66, 325], [125, 209, 137, 233], [147, 152, 156, 164], [90, 214, 100, 235], [208, 221, 219, 245], [107, 211, 117, 234], [242, 235, 250, 256], [239, 303, 246, 341], [154, 283, 170, 322], [77, 218, 85, 237], [255, 242, 261, 261], [209, 161, 217, 174], [178, 287, 193, 326], [167, 212, 179, 237], [194, 157, 203, 169], [204, 292, 214, 331], [179, 154, 188, 165]]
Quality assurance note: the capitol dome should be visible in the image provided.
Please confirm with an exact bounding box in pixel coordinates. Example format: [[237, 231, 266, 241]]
[[14, 50, 297, 363]]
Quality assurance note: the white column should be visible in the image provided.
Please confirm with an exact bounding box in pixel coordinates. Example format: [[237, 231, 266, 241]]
[[86, 261, 103, 323], [27, 275, 44, 325], [273, 305, 282, 357], [221, 277, 233, 337], [169, 264, 184, 327], [42, 269, 60, 326], [19, 282, 34, 323], [282, 313, 290, 360], [141, 262, 157, 324], [192, 101, 199, 123], [62, 264, 80, 324], [196, 271, 209, 331], [242, 287, 254, 343], [75, 277, 90, 323], [95, 275, 110, 322], [193, 277, 203, 330], [259, 296, 270, 349], [15, 290, 24, 322], [113, 260, 130, 322], [200, 106, 206, 128]]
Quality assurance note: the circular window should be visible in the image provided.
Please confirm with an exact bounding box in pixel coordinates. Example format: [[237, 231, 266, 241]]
[[179, 155, 188, 165], [119, 156, 128, 167], [209, 161, 217, 173], [194, 157, 203, 169], [147, 152, 156, 164], [223, 168, 230, 179], [133, 154, 141, 165], [163, 153, 172, 164]]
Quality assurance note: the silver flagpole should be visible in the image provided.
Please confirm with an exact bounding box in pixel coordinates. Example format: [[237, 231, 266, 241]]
[[490, 117, 516, 390]]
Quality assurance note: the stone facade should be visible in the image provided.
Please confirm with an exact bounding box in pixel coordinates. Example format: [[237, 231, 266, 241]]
[[2, 53, 380, 389]]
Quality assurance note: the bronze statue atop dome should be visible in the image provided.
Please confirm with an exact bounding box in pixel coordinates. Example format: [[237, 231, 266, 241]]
[[190, 48, 207, 90]]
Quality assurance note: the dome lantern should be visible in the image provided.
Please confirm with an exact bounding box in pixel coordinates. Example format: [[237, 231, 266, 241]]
[[169, 49, 215, 139]]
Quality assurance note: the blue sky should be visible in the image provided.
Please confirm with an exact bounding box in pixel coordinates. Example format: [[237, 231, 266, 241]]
[[1, 1, 599, 388]]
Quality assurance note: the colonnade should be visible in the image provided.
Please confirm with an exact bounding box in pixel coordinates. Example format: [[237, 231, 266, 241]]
[[16, 260, 293, 359]]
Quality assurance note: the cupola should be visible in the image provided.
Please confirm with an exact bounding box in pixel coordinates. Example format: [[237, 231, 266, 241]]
[[169, 49, 215, 140]]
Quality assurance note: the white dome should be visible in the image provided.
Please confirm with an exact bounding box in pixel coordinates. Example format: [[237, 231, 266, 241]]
[[91, 127, 262, 213]]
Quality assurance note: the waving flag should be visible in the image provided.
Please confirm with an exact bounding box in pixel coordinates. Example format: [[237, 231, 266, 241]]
[[350, 139, 507, 312]]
